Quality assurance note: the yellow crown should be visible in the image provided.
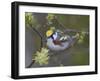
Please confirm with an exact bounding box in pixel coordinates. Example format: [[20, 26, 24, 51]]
[[46, 30, 53, 37]]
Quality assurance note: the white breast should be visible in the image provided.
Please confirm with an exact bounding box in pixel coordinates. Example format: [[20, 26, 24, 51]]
[[47, 38, 70, 51]]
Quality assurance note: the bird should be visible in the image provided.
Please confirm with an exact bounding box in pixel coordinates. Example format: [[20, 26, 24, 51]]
[[46, 28, 79, 51]]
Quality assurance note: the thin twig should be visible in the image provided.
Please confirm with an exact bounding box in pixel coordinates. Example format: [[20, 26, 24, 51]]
[[55, 16, 89, 35], [26, 25, 44, 68], [29, 25, 44, 47]]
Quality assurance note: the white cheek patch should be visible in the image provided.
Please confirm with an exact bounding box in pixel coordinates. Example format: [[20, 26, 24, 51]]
[[53, 32, 58, 40]]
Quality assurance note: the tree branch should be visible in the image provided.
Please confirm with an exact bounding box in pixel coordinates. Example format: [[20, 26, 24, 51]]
[[55, 16, 89, 35]]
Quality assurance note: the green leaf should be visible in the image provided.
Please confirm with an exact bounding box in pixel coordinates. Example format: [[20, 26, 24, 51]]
[[25, 12, 39, 29], [33, 48, 50, 66]]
